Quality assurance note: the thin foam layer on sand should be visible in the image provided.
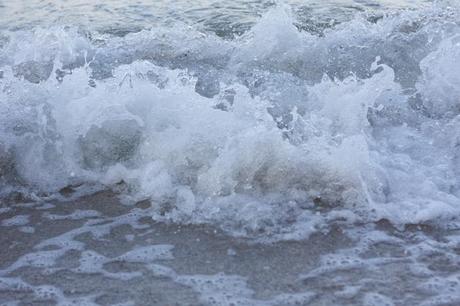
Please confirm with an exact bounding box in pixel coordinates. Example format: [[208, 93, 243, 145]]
[[1, 191, 460, 305]]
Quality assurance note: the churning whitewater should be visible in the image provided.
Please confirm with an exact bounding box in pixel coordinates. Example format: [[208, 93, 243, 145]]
[[1, 3, 460, 239]]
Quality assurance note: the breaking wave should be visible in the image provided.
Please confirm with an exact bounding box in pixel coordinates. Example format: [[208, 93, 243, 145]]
[[1, 3, 460, 239]]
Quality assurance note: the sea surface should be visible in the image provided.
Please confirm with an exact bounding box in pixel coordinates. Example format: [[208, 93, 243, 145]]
[[1, 0, 460, 305]]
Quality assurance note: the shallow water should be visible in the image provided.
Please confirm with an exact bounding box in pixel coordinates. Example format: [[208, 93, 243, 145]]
[[1, 192, 460, 306], [1, 0, 460, 304]]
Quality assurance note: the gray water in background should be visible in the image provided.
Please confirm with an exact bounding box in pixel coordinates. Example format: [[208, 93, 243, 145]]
[[0, 0, 430, 36]]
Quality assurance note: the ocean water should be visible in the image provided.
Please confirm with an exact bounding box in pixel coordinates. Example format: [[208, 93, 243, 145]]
[[1, 0, 459, 237], [1, 0, 460, 304]]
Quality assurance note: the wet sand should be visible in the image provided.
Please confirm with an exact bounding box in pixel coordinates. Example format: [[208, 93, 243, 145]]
[[1, 191, 459, 305]]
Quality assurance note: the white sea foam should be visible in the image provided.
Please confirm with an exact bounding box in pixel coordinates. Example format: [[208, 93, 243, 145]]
[[1, 3, 460, 239], [1, 215, 29, 227]]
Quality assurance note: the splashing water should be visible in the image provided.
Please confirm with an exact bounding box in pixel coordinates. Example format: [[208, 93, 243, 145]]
[[1, 2, 460, 240]]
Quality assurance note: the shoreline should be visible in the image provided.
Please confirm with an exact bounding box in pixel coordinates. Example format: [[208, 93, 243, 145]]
[[1, 191, 459, 305]]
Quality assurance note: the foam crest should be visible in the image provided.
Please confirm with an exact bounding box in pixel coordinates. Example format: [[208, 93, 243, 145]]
[[1, 3, 460, 239]]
